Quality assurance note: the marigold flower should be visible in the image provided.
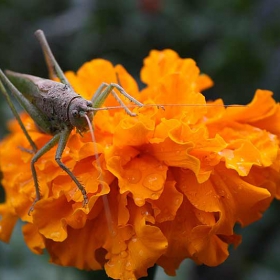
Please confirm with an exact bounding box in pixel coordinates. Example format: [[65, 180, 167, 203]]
[[1, 49, 280, 279]]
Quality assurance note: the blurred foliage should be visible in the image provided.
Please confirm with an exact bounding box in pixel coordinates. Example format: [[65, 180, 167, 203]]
[[1, 0, 280, 279]]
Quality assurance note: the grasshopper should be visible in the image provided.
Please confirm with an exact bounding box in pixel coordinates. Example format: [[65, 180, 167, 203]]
[[0, 30, 143, 213]]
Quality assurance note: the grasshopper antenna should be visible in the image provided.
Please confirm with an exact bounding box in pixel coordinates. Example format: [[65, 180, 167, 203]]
[[83, 113, 116, 237]]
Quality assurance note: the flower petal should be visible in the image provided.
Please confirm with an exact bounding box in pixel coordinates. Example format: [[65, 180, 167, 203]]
[[22, 223, 45, 254], [0, 203, 18, 242], [107, 152, 168, 206], [105, 203, 167, 279]]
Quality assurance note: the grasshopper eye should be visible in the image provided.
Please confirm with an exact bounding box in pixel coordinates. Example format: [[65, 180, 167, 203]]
[[86, 101, 93, 107], [72, 110, 79, 118]]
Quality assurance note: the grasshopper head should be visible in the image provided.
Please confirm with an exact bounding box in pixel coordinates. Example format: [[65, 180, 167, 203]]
[[69, 98, 94, 133]]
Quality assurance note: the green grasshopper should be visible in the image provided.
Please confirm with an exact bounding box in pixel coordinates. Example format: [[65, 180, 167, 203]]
[[0, 30, 143, 213]]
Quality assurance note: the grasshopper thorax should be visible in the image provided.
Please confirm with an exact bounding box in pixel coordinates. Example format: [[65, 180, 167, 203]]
[[68, 97, 94, 133]]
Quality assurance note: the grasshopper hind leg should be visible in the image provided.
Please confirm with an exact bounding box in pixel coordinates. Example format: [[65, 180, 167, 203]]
[[34, 30, 73, 89], [0, 70, 38, 153]]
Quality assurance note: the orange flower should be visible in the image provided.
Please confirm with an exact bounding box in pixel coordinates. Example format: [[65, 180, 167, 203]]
[[1, 49, 280, 279]]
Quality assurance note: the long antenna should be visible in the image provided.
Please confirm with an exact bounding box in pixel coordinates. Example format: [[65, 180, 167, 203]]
[[83, 114, 116, 237], [92, 103, 248, 111]]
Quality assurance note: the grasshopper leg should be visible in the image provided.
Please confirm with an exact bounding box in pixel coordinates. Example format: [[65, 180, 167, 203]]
[[29, 129, 88, 214], [29, 133, 60, 214], [91, 82, 143, 116], [34, 30, 73, 89], [55, 129, 88, 206]]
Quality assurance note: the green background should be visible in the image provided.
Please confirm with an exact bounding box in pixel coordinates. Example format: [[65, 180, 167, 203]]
[[1, 0, 280, 279]]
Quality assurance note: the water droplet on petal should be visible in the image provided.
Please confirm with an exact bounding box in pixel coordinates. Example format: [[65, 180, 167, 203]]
[[107, 260, 115, 268], [110, 229, 117, 237], [175, 198, 181, 205], [120, 251, 128, 258], [50, 232, 62, 240], [125, 169, 142, 184], [141, 210, 149, 216], [126, 261, 133, 271], [156, 164, 164, 171], [151, 193, 159, 199], [143, 173, 164, 191], [134, 197, 145, 206]]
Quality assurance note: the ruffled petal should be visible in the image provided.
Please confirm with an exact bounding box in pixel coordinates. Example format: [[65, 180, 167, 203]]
[[0, 203, 18, 242], [105, 203, 167, 279], [22, 223, 45, 254], [107, 151, 168, 206]]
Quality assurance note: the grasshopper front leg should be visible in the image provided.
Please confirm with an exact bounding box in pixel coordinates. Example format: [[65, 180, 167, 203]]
[[92, 82, 143, 116], [55, 129, 88, 206]]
